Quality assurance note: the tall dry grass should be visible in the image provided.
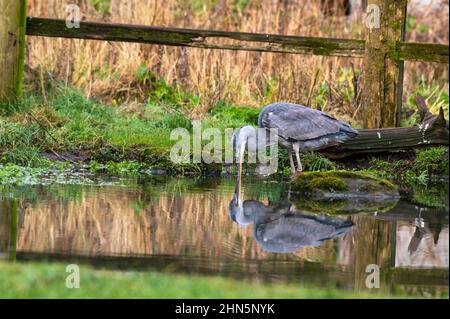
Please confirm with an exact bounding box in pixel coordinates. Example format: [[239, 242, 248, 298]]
[[26, 0, 449, 122]]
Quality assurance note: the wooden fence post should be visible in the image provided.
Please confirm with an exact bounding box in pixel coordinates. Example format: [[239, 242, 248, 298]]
[[362, 0, 408, 128], [395, 3, 407, 127], [0, 199, 18, 261], [0, 0, 27, 104]]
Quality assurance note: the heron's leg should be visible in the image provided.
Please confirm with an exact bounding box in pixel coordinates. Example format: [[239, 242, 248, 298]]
[[288, 152, 296, 176], [293, 143, 303, 172]]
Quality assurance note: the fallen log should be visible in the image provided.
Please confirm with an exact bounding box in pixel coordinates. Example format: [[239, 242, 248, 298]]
[[322, 97, 449, 159]]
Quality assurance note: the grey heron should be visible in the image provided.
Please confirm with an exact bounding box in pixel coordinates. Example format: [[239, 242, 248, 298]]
[[228, 196, 353, 253], [232, 102, 358, 184]]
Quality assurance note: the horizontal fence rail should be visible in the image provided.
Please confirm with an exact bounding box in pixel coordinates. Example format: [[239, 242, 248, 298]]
[[26, 17, 449, 63]]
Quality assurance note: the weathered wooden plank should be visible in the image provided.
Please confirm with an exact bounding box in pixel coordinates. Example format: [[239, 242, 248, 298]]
[[0, 199, 18, 261], [25, 17, 448, 63], [395, 3, 408, 127], [399, 42, 450, 64], [24, 17, 364, 58], [0, 0, 27, 103]]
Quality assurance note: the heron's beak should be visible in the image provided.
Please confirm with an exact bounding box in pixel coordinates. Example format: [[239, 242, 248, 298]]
[[238, 158, 243, 197], [235, 143, 245, 200]]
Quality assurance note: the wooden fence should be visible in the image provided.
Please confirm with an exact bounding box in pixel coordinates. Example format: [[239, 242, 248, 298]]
[[0, 0, 448, 128]]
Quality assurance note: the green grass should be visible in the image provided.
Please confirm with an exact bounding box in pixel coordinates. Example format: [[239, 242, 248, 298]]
[[366, 147, 449, 186], [414, 146, 449, 176], [0, 83, 263, 173], [404, 78, 449, 126], [1, 80, 448, 180], [0, 261, 418, 299]]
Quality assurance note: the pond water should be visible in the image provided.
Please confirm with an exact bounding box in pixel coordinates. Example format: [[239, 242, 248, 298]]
[[0, 174, 448, 297]]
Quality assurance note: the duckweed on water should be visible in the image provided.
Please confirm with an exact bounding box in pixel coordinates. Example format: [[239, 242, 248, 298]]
[[89, 160, 145, 176], [0, 164, 43, 185], [0, 163, 132, 187]]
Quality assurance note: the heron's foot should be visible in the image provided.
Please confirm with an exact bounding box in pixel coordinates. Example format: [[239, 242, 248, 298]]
[[291, 171, 302, 178]]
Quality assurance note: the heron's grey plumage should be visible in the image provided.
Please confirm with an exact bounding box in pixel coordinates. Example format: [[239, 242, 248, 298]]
[[233, 102, 359, 178], [256, 102, 358, 174], [229, 197, 353, 253], [258, 102, 358, 151]]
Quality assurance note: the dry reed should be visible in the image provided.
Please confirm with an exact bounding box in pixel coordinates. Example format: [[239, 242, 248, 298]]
[[26, 0, 448, 123]]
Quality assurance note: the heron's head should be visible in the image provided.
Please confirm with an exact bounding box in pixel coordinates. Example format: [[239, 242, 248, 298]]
[[232, 126, 258, 159], [228, 193, 253, 227]]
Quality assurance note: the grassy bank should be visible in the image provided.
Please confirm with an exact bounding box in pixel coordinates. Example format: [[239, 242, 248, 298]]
[[0, 84, 258, 173], [0, 83, 448, 185], [0, 82, 353, 175], [0, 261, 429, 299]]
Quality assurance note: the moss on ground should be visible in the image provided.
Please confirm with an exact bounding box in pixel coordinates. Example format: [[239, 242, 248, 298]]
[[308, 176, 348, 192], [291, 171, 348, 192], [291, 170, 397, 194]]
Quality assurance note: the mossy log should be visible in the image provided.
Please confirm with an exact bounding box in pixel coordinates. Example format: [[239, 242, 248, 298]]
[[322, 102, 449, 159]]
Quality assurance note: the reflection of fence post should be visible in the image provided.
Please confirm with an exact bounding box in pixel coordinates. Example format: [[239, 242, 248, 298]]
[[353, 216, 392, 292], [362, 0, 408, 128], [0, 202, 9, 259], [9, 200, 18, 261], [0, 0, 27, 104], [0, 200, 18, 261], [390, 220, 397, 268]]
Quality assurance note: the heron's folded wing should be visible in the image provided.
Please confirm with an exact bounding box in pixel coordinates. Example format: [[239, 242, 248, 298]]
[[261, 107, 343, 141]]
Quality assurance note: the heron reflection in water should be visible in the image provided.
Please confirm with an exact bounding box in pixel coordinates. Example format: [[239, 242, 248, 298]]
[[228, 194, 354, 253]]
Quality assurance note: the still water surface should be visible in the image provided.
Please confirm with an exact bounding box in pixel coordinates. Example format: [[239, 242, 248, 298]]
[[0, 174, 448, 297]]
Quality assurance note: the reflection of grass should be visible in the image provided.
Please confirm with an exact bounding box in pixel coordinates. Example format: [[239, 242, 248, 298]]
[[244, 179, 289, 203], [292, 198, 347, 215], [0, 262, 423, 299]]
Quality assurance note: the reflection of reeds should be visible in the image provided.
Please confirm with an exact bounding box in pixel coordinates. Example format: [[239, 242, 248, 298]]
[[16, 185, 337, 263], [26, 0, 448, 120], [9, 181, 449, 294], [0, 200, 17, 260], [0, 201, 12, 256]]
